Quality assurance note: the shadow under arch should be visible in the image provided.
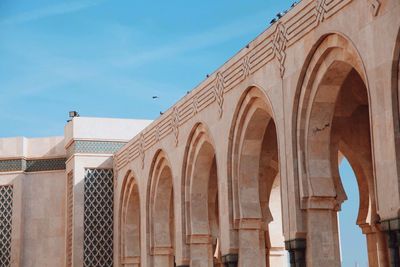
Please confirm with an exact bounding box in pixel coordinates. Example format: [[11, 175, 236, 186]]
[[146, 149, 175, 267], [392, 27, 400, 218], [227, 86, 285, 266], [119, 170, 141, 267], [293, 32, 389, 266]]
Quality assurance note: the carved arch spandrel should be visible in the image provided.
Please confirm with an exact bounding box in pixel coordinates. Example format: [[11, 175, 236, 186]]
[[294, 33, 370, 208]]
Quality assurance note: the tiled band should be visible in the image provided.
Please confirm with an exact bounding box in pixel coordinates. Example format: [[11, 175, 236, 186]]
[[66, 141, 126, 158], [0, 158, 66, 172]]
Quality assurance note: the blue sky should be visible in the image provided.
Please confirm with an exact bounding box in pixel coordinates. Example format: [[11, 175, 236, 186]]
[[0, 0, 367, 265]]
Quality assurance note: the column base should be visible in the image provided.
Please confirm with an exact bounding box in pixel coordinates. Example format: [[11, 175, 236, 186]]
[[222, 254, 238, 267], [285, 239, 306, 267], [381, 218, 400, 267]]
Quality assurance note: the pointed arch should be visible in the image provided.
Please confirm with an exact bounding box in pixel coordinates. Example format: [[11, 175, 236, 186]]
[[294, 33, 388, 266], [147, 150, 175, 267], [119, 170, 141, 267], [183, 123, 221, 266], [228, 86, 284, 266]]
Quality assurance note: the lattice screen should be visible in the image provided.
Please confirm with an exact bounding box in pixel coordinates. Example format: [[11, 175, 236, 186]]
[[83, 169, 114, 267], [65, 172, 73, 267], [0, 185, 13, 267]]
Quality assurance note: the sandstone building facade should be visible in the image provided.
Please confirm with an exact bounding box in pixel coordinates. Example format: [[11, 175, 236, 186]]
[[1, 0, 400, 266]]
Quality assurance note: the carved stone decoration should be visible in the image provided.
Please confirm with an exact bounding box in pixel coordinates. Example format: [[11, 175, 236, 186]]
[[171, 107, 180, 146], [369, 0, 381, 16], [243, 55, 251, 78], [272, 22, 288, 78], [315, 0, 327, 23], [215, 72, 225, 118], [155, 125, 160, 142], [139, 133, 145, 169], [193, 95, 199, 115]]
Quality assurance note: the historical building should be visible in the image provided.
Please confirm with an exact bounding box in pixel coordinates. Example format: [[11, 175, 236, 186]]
[[1, 0, 400, 266]]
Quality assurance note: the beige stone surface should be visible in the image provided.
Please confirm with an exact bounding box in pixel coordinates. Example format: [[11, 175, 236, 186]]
[[114, 0, 400, 266], [1, 0, 400, 266]]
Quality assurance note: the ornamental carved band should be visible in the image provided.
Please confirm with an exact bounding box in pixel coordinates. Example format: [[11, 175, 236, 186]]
[[243, 55, 251, 78], [316, 0, 327, 23], [273, 22, 288, 78], [369, 0, 381, 16], [139, 133, 145, 168], [215, 72, 225, 118], [172, 107, 180, 146]]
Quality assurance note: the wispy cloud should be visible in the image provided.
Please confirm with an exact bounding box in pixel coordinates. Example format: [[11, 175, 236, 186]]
[[112, 13, 267, 68], [0, 0, 104, 25]]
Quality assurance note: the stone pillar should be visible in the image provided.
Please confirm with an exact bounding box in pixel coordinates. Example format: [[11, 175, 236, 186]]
[[285, 239, 306, 267], [190, 235, 213, 267], [222, 254, 238, 267], [360, 224, 390, 267], [306, 207, 341, 267], [376, 230, 390, 266], [381, 218, 400, 267], [238, 219, 267, 267]]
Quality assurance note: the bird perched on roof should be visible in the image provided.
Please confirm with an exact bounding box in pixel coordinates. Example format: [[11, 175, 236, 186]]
[[276, 12, 285, 19]]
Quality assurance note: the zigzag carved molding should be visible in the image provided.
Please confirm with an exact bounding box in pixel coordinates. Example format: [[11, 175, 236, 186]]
[[115, 0, 353, 170]]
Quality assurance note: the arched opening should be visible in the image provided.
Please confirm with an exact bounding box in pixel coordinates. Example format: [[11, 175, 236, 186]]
[[297, 34, 390, 266], [147, 151, 175, 267], [184, 124, 221, 267], [120, 173, 141, 267], [338, 157, 368, 266], [230, 87, 285, 267]]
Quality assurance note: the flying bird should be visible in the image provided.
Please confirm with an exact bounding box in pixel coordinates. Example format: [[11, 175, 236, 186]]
[[152, 96, 159, 99]]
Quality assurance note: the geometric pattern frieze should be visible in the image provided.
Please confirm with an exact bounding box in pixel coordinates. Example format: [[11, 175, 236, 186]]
[[115, 0, 353, 169], [67, 141, 126, 158], [0, 158, 66, 173]]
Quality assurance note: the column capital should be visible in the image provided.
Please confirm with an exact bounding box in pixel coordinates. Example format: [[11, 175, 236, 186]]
[[285, 238, 306, 267], [188, 234, 212, 244], [302, 196, 340, 210], [380, 217, 400, 232], [222, 253, 238, 267]]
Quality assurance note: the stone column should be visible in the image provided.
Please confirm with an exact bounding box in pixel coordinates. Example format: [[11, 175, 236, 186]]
[[360, 224, 390, 267], [381, 218, 400, 267], [306, 206, 341, 267], [238, 219, 267, 267], [285, 239, 306, 267], [222, 254, 238, 267], [189, 235, 213, 267]]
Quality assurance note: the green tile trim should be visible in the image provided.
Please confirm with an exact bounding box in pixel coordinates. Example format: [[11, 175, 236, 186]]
[[26, 158, 66, 172], [67, 140, 126, 157], [0, 158, 66, 172], [0, 159, 24, 172]]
